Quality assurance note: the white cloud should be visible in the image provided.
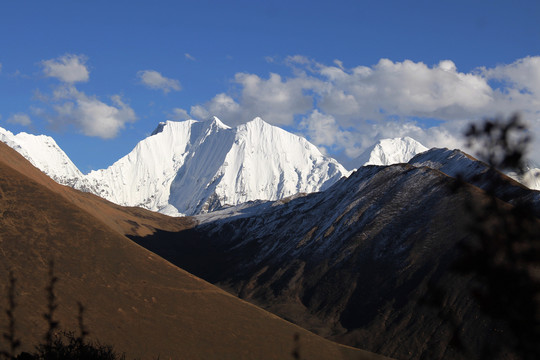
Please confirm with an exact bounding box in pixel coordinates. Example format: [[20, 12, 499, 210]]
[[35, 55, 136, 139], [309, 57, 540, 162], [316, 58, 495, 125], [234, 72, 315, 125], [299, 110, 360, 157], [137, 70, 181, 93], [285, 55, 312, 66], [168, 108, 191, 121], [7, 113, 32, 126], [191, 93, 241, 121], [42, 54, 89, 83], [484, 56, 540, 96], [333, 59, 344, 70], [480, 57, 540, 126], [50, 86, 136, 138], [189, 104, 210, 120], [185, 53, 196, 61], [193, 56, 507, 131], [190, 55, 540, 163], [192, 73, 317, 125]]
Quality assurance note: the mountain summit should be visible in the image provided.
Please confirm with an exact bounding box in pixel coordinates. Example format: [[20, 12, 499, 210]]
[[0, 127, 85, 187], [1, 117, 349, 216], [87, 117, 349, 215], [346, 136, 428, 170]]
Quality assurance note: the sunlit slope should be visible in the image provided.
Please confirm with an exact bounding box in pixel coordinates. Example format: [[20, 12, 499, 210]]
[[0, 142, 388, 360]]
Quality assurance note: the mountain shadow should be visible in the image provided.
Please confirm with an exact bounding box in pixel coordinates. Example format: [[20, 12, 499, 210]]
[[131, 150, 540, 360], [0, 141, 387, 360]]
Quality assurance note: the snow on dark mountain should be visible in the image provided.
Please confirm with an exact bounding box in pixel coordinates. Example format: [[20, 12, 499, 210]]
[[522, 168, 540, 190], [410, 147, 540, 216], [507, 167, 540, 191], [132, 148, 540, 360]]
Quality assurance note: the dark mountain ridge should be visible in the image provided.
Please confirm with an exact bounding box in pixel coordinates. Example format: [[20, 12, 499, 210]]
[[0, 141, 385, 360], [132, 148, 540, 360]]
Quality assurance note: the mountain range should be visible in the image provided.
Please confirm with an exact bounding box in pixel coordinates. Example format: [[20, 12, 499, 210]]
[[1, 117, 350, 216], [2, 118, 538, 219], [132, 147, 540, 360], [1, 116, 539, 359], [0, 140, 387, 360]]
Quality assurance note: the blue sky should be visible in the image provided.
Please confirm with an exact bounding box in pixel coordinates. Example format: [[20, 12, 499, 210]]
[[1, 0, 539, 171]]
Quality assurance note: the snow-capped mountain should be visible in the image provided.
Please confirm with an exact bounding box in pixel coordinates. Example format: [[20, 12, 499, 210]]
[[346, 136, 428, 170], [410, 147, 540, 193], [0, 127, 92, 190], [0, 117, 349, 216], [87, 117, 349, 215]]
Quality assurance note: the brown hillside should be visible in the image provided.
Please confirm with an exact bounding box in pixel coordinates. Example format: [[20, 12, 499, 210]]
[[0, 142, 388, 360]]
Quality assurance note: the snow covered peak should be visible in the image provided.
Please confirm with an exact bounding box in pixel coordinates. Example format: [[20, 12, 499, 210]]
[[364, 137, 428, 166], [238, 116, 273, 132], [245, 116, 265, 125], [1, 117, 350, 216], [81, 117, 349, 216], [347, 137, 428, 170], [209, 116, 231, 129], [0, 126, 84, 184]]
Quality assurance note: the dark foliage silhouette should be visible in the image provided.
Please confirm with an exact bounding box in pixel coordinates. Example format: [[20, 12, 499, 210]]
[[427, 114, 540, 359], [1, 263, 127, 360], [1, 271, 20, 359], [28, 331, 125, 360]]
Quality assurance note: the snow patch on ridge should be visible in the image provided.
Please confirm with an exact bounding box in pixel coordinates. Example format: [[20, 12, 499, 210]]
[[507, 168, 540, 191]]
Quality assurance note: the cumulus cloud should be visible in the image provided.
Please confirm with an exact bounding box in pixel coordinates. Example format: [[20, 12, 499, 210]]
[[299, 110, 360, 157], [137, 70, 181, 93], [316, 58, 495, 124], [483, 56, 540, 96], [190, 55, 540, 163], [7, 113, 32, 126], [191, 93, 241, 121], [49, 86, 136, 138], [236, 72, 316, 124], [42, 54, 89, 83], [480, 56, 540, 125], [168, 107, 191, 121], [192, 73, 317, 125]]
